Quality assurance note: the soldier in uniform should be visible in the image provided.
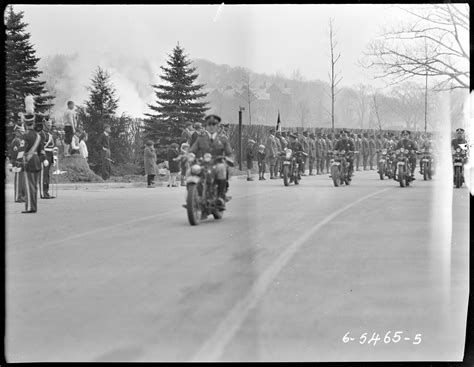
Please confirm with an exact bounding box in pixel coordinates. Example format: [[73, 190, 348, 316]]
[[361, 133, 369, 170], [451, 128, 467, 151], [300, 131, 310, 175], [315, 133, 322, 174], [308, 132, 316, 175], [181, 121, 195, 145], [10, 124, 26, 203], [319, 133, 328, 174], [353, 134, 362, 171], [265, 127, 279, 179], [325, 133, 334, 174], [274, 130, 283, 178], [190, 122, 205, 147], [368, 135, 376, 170], [38, 116, 55, 199], [16, 99, 46, 213], [189, 114, 233, 209]]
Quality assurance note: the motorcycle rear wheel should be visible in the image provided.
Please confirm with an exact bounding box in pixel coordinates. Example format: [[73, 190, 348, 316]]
[[283, 165, 289, 186], [331, 165, 340, 187], [186, 184, 201, 225], [379, 162, 385, 180]]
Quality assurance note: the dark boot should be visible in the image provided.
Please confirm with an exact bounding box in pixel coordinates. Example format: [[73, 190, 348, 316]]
[[216, 179, 227, 209]]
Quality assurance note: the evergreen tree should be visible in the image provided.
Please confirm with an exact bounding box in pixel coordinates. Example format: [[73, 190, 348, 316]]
[[79, 67, 119, 174], [144, 43, 209, 160], [5, 6, 54, 132]]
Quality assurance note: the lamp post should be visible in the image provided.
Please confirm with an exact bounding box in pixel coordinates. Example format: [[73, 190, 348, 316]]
[[239, 106, 245, 171]]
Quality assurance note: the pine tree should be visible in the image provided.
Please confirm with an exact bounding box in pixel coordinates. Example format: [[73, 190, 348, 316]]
[[5, 5, 54, 133], [144, 43, 209, 160], [79, 67, 119, 174]]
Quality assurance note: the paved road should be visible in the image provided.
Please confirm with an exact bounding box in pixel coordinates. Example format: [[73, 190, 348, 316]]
[[5, 169, 469, 362]]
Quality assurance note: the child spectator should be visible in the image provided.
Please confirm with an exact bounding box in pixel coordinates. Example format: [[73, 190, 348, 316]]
[[70, 129, 81, 155], [144, 140, 157, 187], [246, 139, 256, 181], [167, 143, 180, 187], [79, 132, 89, 161], [177, 142, 190, 186], [257, 144, 266, 180]]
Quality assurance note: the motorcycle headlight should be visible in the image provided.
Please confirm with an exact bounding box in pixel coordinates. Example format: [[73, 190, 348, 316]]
[[400, 148, 405, 153], [285, 149, 292, 159], [341, 150, 345, 155], [382, 149, 387, 154], [191, 164, 202, 175], [203, 153, 212, 163], [396, 149, 400, 154], [456, 148, 461, 153], [187, 153, 196, 163]]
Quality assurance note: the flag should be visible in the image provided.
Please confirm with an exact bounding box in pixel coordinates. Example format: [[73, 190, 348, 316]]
[[276, 110, 281, 133]]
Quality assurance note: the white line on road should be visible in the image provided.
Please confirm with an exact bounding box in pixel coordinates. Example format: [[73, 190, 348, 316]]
[[190, 187, 391, 362]]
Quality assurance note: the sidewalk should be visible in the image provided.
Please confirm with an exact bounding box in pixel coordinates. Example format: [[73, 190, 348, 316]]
[[4, 174, 250, 191]]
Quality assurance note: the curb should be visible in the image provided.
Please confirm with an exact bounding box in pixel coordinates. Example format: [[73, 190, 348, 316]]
[[4, 175, 250, 190]]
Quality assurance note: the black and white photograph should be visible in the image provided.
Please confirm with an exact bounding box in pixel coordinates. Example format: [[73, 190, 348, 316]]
[[3, 3, 471, 362]]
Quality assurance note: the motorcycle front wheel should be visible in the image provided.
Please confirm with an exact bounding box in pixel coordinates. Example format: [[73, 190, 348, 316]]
[[423, 162, 428, 181], [379, 162, 385, 180], [293, 165, 300, 185], [283, 165, 289, 186], [398, 165, 406, 187], [186, 183, 202, 225], [454, 166, 462, 188]]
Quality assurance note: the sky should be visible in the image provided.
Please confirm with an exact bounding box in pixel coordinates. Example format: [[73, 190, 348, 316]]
[[12, 4, 417, 116]]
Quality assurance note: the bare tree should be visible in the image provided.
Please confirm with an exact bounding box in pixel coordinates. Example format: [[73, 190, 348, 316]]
[[388, 83, 425, 130], [241, 71, 257, 125], [295, 99, 311, 128], [354, 84, 370, 129], [362, 4, 469, 90], [371, 92, 383, 131], [326, 18, 343, 131]]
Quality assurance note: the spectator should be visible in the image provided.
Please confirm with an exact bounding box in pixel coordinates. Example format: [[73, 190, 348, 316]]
[[79, 132, 89, 161], [246, 139, 256, 181], [144, 140, 157, 188], [178, 142, 190, 186], [167, 143, 180, 187], [99, 124, 112, 180], [63, 101, 77, 156], [257, 144, 266, 180], [70, 129, 81, 155]]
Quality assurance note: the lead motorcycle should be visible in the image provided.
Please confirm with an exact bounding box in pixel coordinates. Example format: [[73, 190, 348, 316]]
[[453, 145, 467, 189], [184, 152, 233, 225], [395, 147, 415, 187], [329, 150, 356, 187], [279, 148, 307, 186]]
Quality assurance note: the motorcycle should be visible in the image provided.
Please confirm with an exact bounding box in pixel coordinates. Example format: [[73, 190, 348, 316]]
[[377, 148, 389, 180], [279, 148, 307, 186], [329, 150, 355, 187], [395, 147, 415, 187], [453, 145, 467, 188], [419, 148, 434, 181], [184, 152, 232, 225]]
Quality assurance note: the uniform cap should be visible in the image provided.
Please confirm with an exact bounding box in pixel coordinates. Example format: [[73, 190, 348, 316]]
[[456, 128, 465, 132], [289, 132, 298, 139], [204, 114, 221, 124], [194, 122, 202, 129]]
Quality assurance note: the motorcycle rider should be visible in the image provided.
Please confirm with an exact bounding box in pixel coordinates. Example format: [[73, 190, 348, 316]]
[[451, 128, 468, 152], [394, 129, 418, 181], [189, 114, 233, 209], [288, 132, 305, 179], [334, 129, 356, 180], [419, 133, 434, 175]]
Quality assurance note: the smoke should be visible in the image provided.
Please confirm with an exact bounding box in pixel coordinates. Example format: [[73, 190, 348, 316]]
[[39, 52, 159, 122]]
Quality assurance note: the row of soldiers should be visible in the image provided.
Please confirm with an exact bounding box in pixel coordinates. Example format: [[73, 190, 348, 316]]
[[263, 129, 421, 178], [8, 97, 58, 213]]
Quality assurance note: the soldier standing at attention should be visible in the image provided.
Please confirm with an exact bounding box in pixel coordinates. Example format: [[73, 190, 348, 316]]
[[99, 124, 112, 180], [63, 100, 77, 157], [10, 124, 26, 203], [16, 98, 46, 213], [361, 133, 369, 170], [369, 135, 376, 170], [274, 131, 283, 178], [38, 116, 55, 199], [308, 132, 316, 175], [266, 127, 279, 179]]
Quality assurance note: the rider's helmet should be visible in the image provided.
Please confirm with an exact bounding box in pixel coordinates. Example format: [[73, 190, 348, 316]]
[[401, 130, 410, 138], [456, 127, 465, 138]]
